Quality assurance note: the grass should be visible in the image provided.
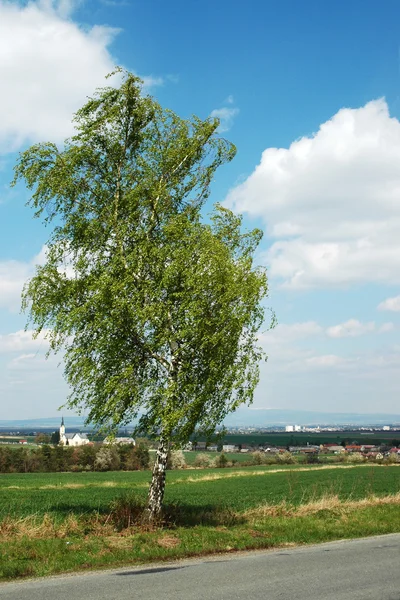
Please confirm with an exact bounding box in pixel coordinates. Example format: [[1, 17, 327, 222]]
[[183, 451, 253, 464], [0, 464, 399, 580]]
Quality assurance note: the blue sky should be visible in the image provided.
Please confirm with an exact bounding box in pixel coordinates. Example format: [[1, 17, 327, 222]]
[[1, 0, 400, 419]]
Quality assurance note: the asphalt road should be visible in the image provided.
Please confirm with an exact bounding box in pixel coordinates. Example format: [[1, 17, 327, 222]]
[[1, 534, 400, 600]]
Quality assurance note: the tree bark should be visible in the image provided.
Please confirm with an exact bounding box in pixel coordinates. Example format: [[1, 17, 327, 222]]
[[146, 437, 169, 522]]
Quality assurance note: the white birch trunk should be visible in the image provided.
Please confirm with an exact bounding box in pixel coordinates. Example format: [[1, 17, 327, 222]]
[[146, 437, 168, 522]]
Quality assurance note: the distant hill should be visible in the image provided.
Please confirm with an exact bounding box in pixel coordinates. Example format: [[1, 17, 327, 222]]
[[0, 417, 87, 429], [1, 409, 400, 429]]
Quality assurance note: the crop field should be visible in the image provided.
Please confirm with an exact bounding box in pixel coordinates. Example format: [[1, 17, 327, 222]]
[[1, 463, 399, 521], [1, 464, 399, 580]]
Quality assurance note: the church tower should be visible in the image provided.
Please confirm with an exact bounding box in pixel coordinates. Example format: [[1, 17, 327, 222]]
[[60, 416, 65, 444]]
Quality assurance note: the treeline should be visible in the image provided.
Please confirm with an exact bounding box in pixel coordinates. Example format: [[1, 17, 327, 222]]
[[0, 443, 150, 473]]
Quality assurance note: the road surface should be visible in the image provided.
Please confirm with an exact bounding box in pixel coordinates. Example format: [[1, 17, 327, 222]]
[[1, 534, 400, 600]]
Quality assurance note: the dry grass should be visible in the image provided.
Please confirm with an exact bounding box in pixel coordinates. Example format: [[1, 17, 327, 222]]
[[157, 535, 180, 548], [2, 481, 145, 490], [1, 491, 399, 540], [243, 491, 400, 520]]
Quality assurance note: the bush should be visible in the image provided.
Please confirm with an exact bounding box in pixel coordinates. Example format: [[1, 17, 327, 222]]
[[386, 452, 400, 464], [346, 452, 364, 463], [213, 453, 228, 468], [305, 452, 319, 464], [94, 447, 120, 471], [251, 451, 265, 465], [170, 450, 186, 469], [263, 455, 278, 465], [276, 451, 296, 465], [193, 453, 212, 468]]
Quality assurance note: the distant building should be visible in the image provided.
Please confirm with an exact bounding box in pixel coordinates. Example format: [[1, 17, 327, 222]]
[[194, 441, 207, 451], [222, 444, 238, 452], [104, 436, 135, 445], [59, 417, 89, 447], [285, 425, 294, 432]]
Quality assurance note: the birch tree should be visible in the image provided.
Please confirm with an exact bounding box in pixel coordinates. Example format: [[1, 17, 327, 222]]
[[13, 70, 270, 521]]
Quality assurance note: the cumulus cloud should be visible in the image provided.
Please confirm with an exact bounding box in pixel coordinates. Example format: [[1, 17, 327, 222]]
[[327, 319, 375, 338], [378, 295, 400, 312], [226, 99, 400, 288], [210, 106, 239, 132], [0, 1, 162, 152], [0, 0, 120, 150]]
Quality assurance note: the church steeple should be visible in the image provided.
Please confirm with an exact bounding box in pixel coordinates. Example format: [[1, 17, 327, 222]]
[[60, 416, 65, 442]]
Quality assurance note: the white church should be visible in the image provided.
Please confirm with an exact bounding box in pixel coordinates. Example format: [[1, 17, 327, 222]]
[[59, 417, 90, 447]]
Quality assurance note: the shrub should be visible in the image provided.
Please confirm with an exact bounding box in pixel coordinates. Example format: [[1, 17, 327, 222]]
[[332, 452, 347, 463], [386, 452, 400, 464], [251, 451, 265, 465], [276, 451, 296, 465], [193, 453, 212, 468], [170, 450, 187, 469], [305, 452, 319, 464], [346, 452, 364, 463], [213, 453, 228, 468], [94, 447, 120, 471], [263, 455, 278, 465]]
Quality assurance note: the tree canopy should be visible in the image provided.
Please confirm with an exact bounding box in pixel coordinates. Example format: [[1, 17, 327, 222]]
[[13, 69, 271, 517]]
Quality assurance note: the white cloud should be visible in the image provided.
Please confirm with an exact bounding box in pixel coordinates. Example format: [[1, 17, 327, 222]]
[[210, 107, 239, 132], [226, 99, 400, 288], [305, 354, 346, 368], [0, 1, 162, 152], [0, 0, 122, 150], [327, 319, 375, 338], [378, 295, 400, 312], [0, 329, 50, 354], [260, 319, 394, 377], [0, 246, 45, 311]]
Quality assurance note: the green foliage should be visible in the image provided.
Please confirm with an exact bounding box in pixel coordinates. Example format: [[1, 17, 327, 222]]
[[50, 431, 60, 445], [35, 433, 51, 444], [13, 70, 269, 448], [305, 452, 320, 464], [0, 443, 149, 473]]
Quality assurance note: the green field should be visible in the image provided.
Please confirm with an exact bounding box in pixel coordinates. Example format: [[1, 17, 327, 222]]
[[1, 464, 399, 580], [1, 464, 399, 520]]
